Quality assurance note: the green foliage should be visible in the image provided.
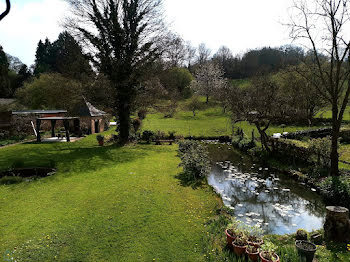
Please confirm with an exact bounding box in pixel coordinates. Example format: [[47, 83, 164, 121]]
[[277, 246, 300, 262], [168, 130, 176, 140], [141, 130, 154, 143], [308, 137, 332, 167], [178, 140, 210, 180], [34, 33, 92, 79], [137, 109, 147, 120], [132, 118, 142, 133], [96, 135, 104, 142], [0, 45, 10, 97], [261, 242, 278, 261], [246, 244, 259, 253], [160, 67, 193, 98], [187, 95, 202, 116], [154, 130, 166, 140], [296, 229, 308, 240], [233, 234, 247, 246], [318, 176, 350, 209], [226, 218, 241, 237], [15, 73, 83, 111]]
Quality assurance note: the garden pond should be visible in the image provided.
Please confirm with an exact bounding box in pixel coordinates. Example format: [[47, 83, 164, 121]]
[[207, 143, 326, 235]]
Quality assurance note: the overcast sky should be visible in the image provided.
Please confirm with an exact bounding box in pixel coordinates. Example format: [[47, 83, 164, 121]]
[[0, 0, 294, 66]]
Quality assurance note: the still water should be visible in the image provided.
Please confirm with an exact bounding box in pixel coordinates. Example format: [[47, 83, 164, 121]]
[[207, 144, 326, 235]]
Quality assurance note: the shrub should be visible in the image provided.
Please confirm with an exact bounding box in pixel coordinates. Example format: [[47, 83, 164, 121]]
[[187, 96, 201, 116], [96, 135, 104, 142], [132, 118, 142, 133], [168, 131, 176, 140], [155, 130, 166, 140], [295, 229, 308, 241], [308, 137, 332, 167], [141, 130, 154, 143], [178, 140, 210, 180], [318, 176, 350, 209], [137, 109, 147, 120]]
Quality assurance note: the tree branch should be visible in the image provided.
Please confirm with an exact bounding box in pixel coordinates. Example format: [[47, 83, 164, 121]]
[[0, 0, 10, 21]]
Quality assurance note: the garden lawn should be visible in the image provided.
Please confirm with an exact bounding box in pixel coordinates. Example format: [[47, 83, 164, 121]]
[[0, 134, 219, 261], [142, 103, 324, 138]]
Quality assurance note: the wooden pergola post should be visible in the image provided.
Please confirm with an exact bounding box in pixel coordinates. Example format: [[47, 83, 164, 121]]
[[63, 119, 70, 142], [51, 119, 56, 137], [36, 119, 41, 142]]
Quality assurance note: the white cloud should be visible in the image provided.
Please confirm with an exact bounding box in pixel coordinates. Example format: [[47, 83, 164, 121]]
[[0, 0, 68, 65]]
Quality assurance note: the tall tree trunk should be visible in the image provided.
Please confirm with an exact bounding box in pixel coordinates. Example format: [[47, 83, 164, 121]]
[[117, 102, 131, 145], [116, 86, 132, 145], [330, 105, 340, 176]]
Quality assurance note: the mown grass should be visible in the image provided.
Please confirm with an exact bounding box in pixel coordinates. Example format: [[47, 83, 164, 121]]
[[143, 100, 323, 139], [0, 133, 220, 261]]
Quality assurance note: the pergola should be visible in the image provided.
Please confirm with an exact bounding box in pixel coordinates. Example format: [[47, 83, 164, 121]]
[[36, 117, 80, 142]]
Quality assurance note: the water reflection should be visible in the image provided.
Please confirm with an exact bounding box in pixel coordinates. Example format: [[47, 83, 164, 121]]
[[207, 147, 326, 235]]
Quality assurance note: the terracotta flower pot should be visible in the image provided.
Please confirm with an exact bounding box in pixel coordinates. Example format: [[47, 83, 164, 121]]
[[232, 243, 247, 256], [259, 251, 280, 262], [225, 229, 236, 246], [248, 239, 264, 248], [246, 249, 259, 262]]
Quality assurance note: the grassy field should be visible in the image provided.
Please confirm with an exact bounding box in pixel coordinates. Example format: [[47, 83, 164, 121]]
[[0, 133, 219, 261], [142, 100, 324, 138]]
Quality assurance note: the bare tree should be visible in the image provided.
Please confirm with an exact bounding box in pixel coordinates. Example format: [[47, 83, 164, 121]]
[[197, 43, 211, 65], [289, 0, 350, 176], [64, 0, 165, 144], [0, 0, 10, 21], [226, 75, 280, 152], [161, 32, 186, 68], [213, 46, 233, 64], [185, 41, 196, 69], [192, 61, 225, 103]]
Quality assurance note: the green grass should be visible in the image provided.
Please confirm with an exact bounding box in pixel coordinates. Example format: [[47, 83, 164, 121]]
[[317, 107, 350, 121], [0, 133, 219, 261], [143, 101, 324, 138], [0, 135, 35, 147]]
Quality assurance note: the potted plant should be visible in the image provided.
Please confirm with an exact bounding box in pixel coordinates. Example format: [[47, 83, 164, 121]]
[[259, 242, 280, 262], [246, 244, 259, 262], [295, 240, 317, 262], [247, 225, 264, 247], [225, 219, 240, 245], [295, 228, 308, 241], [232, 234, 248, 256], [96, 135, 104, 146]]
